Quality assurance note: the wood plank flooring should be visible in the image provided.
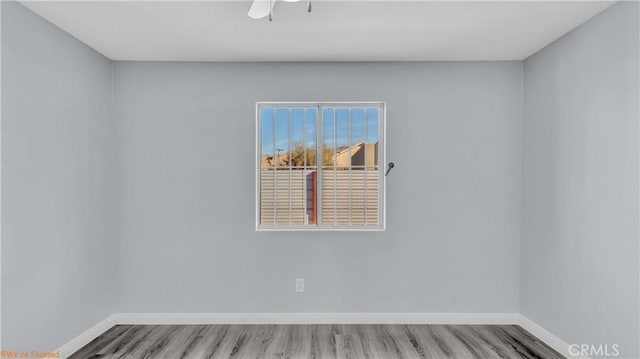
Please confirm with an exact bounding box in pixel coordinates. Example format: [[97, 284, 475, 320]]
[[69, 324, 565, 359]]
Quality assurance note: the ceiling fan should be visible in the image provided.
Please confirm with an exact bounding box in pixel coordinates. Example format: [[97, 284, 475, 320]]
[[248, 0, 312, 21]]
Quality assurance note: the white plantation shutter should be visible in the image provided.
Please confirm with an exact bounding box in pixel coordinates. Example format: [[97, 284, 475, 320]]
[[320, 170, 379, 226], [260, 170, 312, 225]]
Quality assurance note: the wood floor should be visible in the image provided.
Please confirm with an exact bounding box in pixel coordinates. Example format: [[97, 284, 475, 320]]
[[70, 324, 565, 359]]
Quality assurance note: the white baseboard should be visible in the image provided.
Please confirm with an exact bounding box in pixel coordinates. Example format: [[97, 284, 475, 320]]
[[57, 312, 577, 359], [517, 314, 588, 359], [57, 315, 116, 358]]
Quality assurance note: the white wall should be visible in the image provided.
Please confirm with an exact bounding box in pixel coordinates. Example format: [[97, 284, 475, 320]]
[[113, 61, 524, 314], [1, 2, 116, 349], [521, 2, 639, 358]]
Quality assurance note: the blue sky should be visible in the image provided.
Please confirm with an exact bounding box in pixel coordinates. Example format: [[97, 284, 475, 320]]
[[261, 108, 379, 155]]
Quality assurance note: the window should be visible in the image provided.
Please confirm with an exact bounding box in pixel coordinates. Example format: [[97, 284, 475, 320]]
[[256, 102, 385, 230]]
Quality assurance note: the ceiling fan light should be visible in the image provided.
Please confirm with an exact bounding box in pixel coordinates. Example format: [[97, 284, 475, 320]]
[[248, 0, 310, 20], [247, 0, 275, 19]]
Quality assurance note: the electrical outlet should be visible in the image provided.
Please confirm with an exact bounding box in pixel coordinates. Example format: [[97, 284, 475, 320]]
[[296, 278, 304, 293]]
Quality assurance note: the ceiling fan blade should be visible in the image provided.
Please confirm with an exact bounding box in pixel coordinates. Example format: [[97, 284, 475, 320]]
[[248, 0, 276, 19]]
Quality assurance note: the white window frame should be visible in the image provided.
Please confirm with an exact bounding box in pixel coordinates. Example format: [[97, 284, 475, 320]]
[[255, 101, 386, 231]]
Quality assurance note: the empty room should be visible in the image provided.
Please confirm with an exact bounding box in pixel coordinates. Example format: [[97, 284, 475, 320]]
[[1, 0, 638, 358]]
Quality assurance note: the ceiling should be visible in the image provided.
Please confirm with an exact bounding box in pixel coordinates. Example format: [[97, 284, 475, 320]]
[[21, 1, 614, 62]]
